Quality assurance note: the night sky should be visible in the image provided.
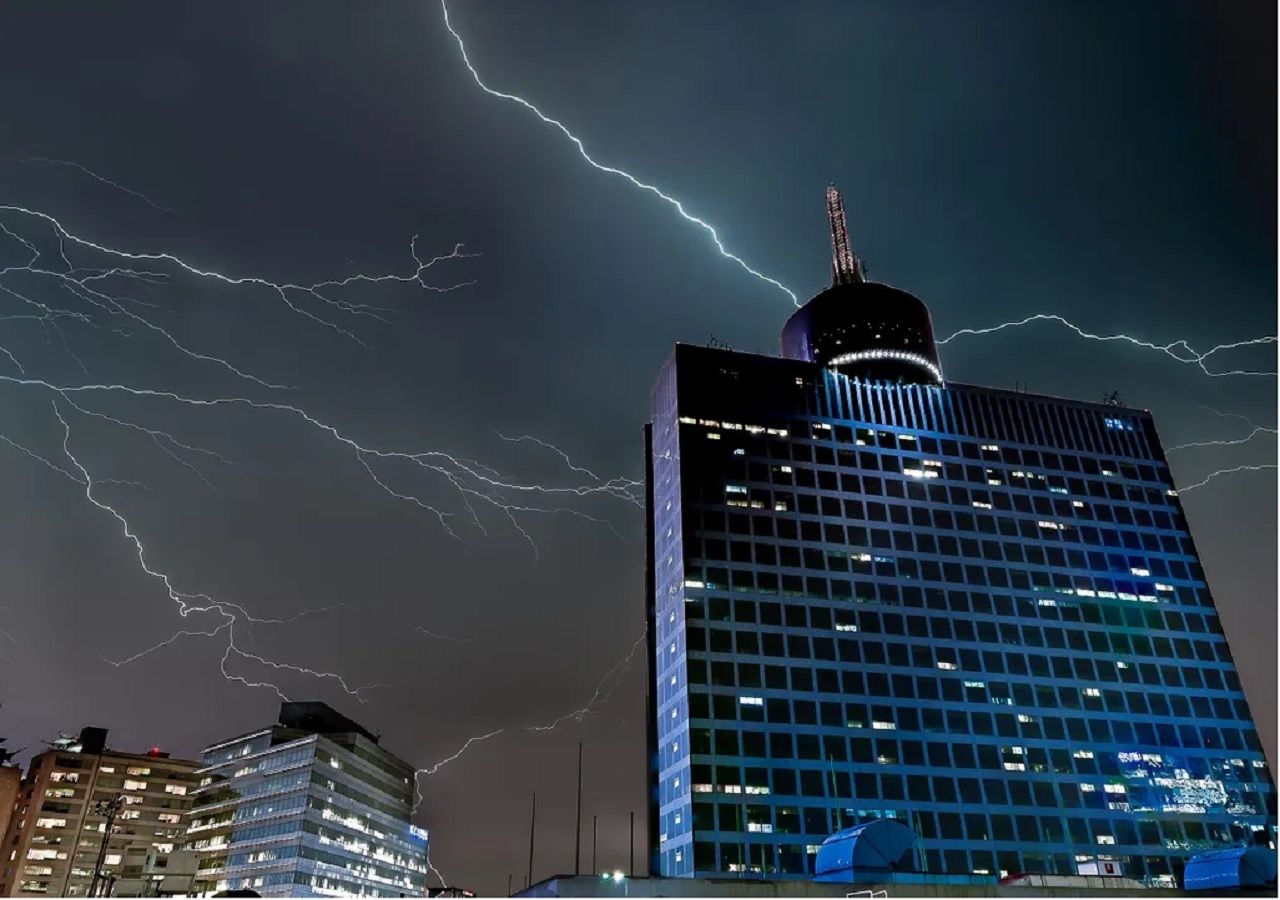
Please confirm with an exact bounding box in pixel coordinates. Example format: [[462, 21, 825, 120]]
[[0, 1, 1274, 893]]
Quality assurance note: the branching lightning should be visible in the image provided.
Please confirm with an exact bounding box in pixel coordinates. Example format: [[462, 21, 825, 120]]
[[0, 200, 639, 705], [1, 204, 475, 347], [938, 313, 1277, 378], [49, 396, 365, 701], [438, 0, 797, 305], [525, 627, 647, 732]]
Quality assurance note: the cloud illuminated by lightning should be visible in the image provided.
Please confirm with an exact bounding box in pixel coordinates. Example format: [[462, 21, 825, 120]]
[[938, 313, 1276, 378], [438, 0, 797, 305]]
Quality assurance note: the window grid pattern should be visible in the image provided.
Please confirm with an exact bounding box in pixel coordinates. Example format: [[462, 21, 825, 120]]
[[649, 348, 1275, 886]]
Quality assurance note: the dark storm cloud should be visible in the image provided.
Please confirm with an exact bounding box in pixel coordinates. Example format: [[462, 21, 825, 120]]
[[0, 1, 1273, 892]]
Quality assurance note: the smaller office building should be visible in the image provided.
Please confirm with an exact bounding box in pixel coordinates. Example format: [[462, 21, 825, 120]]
[[185, 701, 429, 897], [0, 727, 198, 897]]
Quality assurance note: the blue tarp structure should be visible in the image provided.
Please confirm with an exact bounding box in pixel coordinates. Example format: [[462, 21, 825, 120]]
[[1183, 846, 1277, 891], [814, 819, 916, 883]]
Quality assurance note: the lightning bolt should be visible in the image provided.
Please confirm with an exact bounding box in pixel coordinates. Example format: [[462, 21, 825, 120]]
[[937, 314, 1276, 378], [525, 627, 647, 732], [20, 156, 180, 217], [1177, 464, 1278, 492], [497, 431, 605, 484], [438, 0, 797, 305], [48, 397, 364, 701], [0, 204, 475, 347], [414, 626, 473, 644], [1168, 425, 1277, 452], [0, 201, 639, 703], [411, 625, 648, 884], [1166, 406, 1278, 453]]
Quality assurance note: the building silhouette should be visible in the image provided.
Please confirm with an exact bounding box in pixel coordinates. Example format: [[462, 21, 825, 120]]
[[184, 701, 429, 897], [643, 188, 1275, 885]]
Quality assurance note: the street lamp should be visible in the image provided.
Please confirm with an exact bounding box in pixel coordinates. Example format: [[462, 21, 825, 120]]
[[600, 871, 627, 896]]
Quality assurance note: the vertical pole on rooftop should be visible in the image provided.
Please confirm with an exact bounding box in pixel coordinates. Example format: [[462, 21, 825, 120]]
[[527, 792, 536, 890], [575, 742, 583, 875]]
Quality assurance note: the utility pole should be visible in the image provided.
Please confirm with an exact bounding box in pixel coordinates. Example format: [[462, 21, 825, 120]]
[[527, 792, 536, 891], [88, 793, 125, 898], [629, 810, 635, 877], [592, 815, 598, 876], [574, 742, 583, 875], [507, 873, 512, 897]]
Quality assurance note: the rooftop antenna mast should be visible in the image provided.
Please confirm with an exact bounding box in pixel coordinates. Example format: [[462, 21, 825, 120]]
[[826, 184, 865, 286]]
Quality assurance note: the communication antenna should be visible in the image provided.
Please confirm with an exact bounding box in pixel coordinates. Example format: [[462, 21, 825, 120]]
[[826, 185, 866, 285]]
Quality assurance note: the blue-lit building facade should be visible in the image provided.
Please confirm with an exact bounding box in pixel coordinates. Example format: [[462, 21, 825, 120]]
[[185, 702, 429, 897], [643, 188, 1275, 887]]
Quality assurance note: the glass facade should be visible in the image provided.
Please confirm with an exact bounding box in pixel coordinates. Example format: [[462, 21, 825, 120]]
[[186, 708, 428, 897], [646, 343, 1275, 887]]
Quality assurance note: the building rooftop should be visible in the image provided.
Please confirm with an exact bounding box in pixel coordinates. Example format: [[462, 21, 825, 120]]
[[516, 873, 1268, 898]]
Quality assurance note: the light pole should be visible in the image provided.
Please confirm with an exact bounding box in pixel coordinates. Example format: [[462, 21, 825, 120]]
[[88, 793, 125, 898]]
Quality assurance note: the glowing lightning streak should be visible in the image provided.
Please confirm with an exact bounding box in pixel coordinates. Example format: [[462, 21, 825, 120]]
[[412, 729, 505, 889], [20, 157, 180, 217], [438, 0, 797, 304], [46, 397, 367, 701], [1168, 425, 1276, 452], [0, 205, 474, 344], [1177, 464, 1278, 492], [938, 314, 1276, 377], [412, 625, 648, 884], [3, 187, 651, 883], [1166, 406, 1279, 453], [414, 626, 472, 644], [4, 370, 642, 690], [497, 431, 603, 482], [525, 627, 647, 732]]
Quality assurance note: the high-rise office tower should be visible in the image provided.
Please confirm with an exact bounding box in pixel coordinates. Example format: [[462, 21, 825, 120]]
[[184, 702, 429, 897], [644, 188, 1275, 886], [0, 727, 197, 898]]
